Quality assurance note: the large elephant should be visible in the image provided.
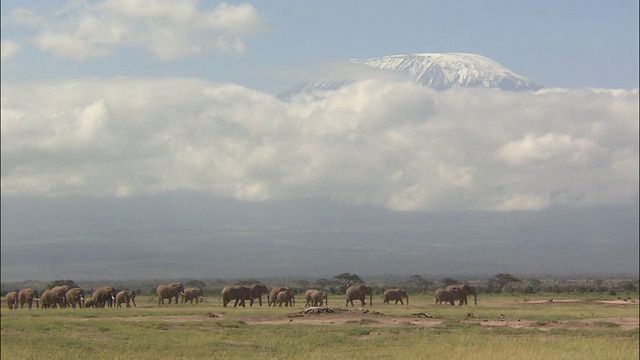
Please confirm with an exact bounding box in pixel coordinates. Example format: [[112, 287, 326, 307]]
[[275, 290, 295, 307], [51, 285, 72, 308], [221, 285, 251, 307], [304, 289, 317, 307], [157, 283, 185, 305], [41, 289, 58, 309], [6, 291, 19, 310], [245, 284, 269, 306], [435, 288, 458, 305], [65, 288, 85, 308], [309, 290, 328, 307], [93, 286, 117, 308], [446, 284, 477, 305], [18, 288, 40, 309], [269, 287, 289, 307], [116, 289, 136, 308], [345, 285, 372, 307], [382, 289, 409, 305], [182, 288, 204, 304]]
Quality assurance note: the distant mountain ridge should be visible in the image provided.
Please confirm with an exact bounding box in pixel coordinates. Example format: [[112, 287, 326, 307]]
[[280, 53, 542, 98]]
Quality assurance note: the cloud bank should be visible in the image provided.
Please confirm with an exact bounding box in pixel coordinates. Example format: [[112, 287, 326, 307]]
[[8, 0, 269, 60], [1, 78, 638, 211]]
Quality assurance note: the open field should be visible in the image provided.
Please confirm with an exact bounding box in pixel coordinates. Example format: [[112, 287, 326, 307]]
[[2, 294, 638, 360]]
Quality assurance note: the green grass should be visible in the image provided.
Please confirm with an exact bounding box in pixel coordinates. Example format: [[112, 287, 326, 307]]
[[2, 293, 638, 359]]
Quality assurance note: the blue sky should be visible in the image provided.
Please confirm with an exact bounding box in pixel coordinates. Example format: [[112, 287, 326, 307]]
[[1, 1, 638, 280], [2, 1, 638, 93]]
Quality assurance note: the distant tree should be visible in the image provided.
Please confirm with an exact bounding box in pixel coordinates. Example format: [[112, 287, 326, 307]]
[[237, 279, 264, 286], [408, 275, 432, 293], [334, 273, 363, 289], [315, 278, 332, 289], [46, 279, 78, 289], [490, 273, 521, 293], [294, 279, 310, 289], [440, 277, 460, 287]]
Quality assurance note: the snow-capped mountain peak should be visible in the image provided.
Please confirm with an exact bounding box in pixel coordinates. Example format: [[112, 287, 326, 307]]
[[352, 53, 540, 91], [280, 53, 541, 98]]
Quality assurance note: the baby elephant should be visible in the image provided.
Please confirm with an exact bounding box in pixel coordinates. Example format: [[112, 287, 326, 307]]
[[115, 290, 137, 308], [382, 289, 409, 305], [182, 288, 204, 304], [275, 290, 295, 307]]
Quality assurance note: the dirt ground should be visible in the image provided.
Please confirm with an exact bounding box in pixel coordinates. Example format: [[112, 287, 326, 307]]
[[208, 301, 639, 332], [117, 299, 638, 332]]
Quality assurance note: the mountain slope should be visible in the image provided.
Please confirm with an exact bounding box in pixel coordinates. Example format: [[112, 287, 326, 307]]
[[280, 53, 542, 98]]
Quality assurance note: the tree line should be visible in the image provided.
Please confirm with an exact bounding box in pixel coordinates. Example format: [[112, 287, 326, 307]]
[[1, 273, 638, 298]]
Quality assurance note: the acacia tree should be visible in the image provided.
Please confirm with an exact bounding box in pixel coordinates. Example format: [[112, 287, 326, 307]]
[[490, 273, 521, 293], [440, 277, 460, 287], [408, 275, 432, 293], [333, 273, 363, 289]]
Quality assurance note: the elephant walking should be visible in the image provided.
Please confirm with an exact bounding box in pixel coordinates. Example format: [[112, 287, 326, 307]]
[[434, 288, 456, 305], [6, 291, 18, 310], [157, 283, 185, 305], [382, 289, 409, 305], [309, 290, 328, 307], [274, 290, 295, 307], [93, 286, 117, 308], [116, 290, 136, 308], [18, 288, 40, 309], [51, 285, 72, 308], [84, 298, 96, 308], [182, 288, 204, 304], [65, 288, 85, 308], [345, 285, 372, 307], [269, 287, 289, 307], [446, 285, 477, 305], [221, 285, 250, 307], [41, 289, 58, 309]]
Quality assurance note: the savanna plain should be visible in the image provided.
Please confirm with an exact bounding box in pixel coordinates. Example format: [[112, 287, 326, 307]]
[[2, 291, 638, 360]]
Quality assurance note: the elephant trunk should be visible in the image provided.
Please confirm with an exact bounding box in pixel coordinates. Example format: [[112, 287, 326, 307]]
[[406, 295, 409, 305], [369, 293, 372, 306]]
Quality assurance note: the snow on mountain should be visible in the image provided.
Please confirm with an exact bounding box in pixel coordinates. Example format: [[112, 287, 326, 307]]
[[280, 53, 542, 98]]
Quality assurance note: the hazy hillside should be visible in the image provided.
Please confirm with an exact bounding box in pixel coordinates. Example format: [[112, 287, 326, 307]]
[[1, 194, 637, 281]]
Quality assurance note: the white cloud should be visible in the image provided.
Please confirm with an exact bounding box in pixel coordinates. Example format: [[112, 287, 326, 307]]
[[1, 40, 22, 62], [1, 78, 638, 212], [12, 0, 269, 60]]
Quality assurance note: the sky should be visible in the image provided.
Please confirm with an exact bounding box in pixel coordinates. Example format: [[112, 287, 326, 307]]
[[1, 1, 638, 282]]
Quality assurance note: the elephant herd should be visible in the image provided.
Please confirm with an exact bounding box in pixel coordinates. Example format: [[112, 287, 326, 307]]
[[219, 283, 476, 308], [5, 283, 206, 310], [7, 283, 478, 310]]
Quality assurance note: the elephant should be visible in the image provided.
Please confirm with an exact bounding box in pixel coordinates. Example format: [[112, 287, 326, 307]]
[[446, 284, 477, 305], [245, 284, 269, 306], [41, 289, 59, 309], [274, 290, 295, 307], [345, 285, 372, 307], [65, 288, 85, 308], [116, 289, 136, 308], [221, 285, 251, 307], [18, 288, 40, 309], [51, 285, 72, 308], [6, 291, 19, 310], [304, 289, 316, 307], [309, 290, 328, 307], [157, 283, 185, 305], [435, 288, 458, 305], [84, 298, 96, 308], [93, 286, 117, 308], [382, 289, 409, 305], [182, 288, 204, 304], [269, 287, 290, 307]]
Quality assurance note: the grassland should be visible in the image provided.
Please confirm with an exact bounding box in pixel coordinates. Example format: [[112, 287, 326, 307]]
[[2, 293, 638, 360]]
